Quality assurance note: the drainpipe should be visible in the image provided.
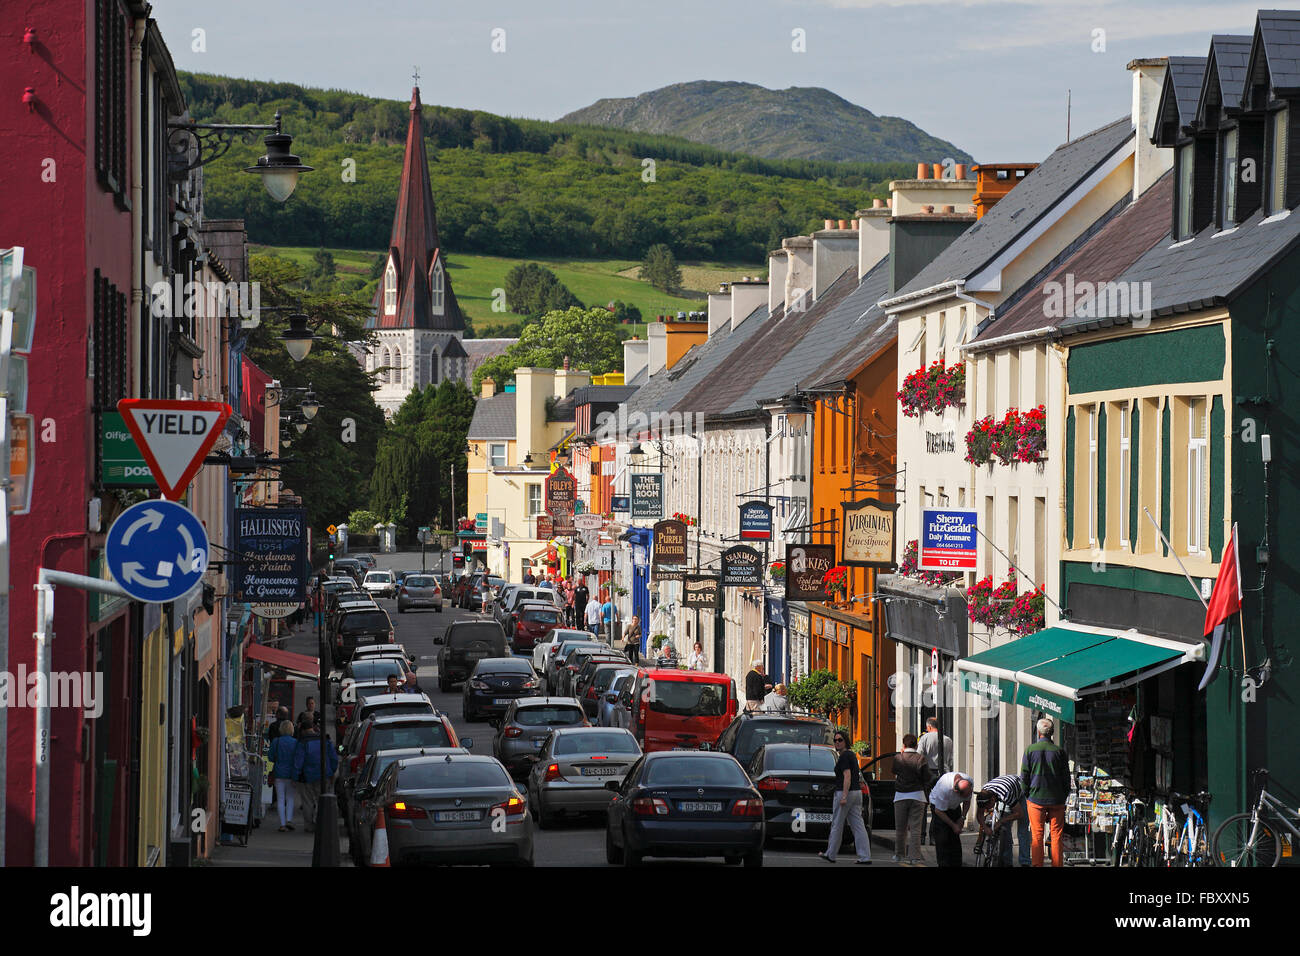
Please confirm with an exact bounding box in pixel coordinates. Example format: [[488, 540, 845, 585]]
[[130, 18, 146, 397]]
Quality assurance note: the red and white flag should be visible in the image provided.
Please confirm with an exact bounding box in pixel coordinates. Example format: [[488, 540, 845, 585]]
[[1199, 523, 1241, 691]]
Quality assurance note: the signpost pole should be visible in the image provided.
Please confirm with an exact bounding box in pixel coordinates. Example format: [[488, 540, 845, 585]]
[[0, 309, 11, 866], [312, 574, 339, 866]]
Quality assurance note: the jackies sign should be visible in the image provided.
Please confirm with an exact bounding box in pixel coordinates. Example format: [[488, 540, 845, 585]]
[[233, 508, 308, 604], [784, 544, 836, 602]]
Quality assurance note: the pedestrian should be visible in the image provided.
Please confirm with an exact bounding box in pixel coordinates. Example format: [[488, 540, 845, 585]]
[[761, 683, 790, 713], [601, 591, 618, 644], [573, 580, 590, 627], [623, 615, 642, 664], [523, 568, 536, 585], [296, 697, 320, 736], [539, 575, 554, 590], [311, 584, 324, 632], [818, 730, 872, 864], [891, 733, 934, 864], [266, 705, 290, 744], [268, 719, 299, 831], [659, 639, 677, 665], [928, 769, 974, 867], [584, 594, 603, 636], [688, 641, 707, 671], [1020, 716, 1071, 867], [562, 580, 576, 626], [292, 722, 338, 833], [743, 661, 771, 712], [917, 717, 953, 775], [976, 773, 1027, 867]]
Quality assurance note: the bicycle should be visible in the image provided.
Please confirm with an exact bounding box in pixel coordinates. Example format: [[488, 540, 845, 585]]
[[973, 800, 1008, 867], [1171, 791, 1212, 867], [1213, 768, 1300, 867], [1109, 791, 1153, 867]]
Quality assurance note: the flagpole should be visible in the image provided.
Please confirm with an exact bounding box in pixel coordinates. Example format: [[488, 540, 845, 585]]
[[1233, 523, 1247, 670], [1142, 507, 1208, 609]]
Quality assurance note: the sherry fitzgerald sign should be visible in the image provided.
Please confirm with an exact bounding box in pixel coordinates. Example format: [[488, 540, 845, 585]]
[[840, 498, 898, 568]]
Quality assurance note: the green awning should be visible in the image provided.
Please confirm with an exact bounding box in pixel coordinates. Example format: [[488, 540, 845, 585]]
[[957, 625, 1203, 722]]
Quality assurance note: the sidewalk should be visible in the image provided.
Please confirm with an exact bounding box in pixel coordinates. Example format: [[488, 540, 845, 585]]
[[209, 813, 350, 867]]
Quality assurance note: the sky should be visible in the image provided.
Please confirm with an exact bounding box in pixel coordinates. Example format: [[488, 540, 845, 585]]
[[154, 0, 1263, 162]]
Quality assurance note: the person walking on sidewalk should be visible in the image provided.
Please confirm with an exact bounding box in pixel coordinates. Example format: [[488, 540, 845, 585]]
[[818, 731, 872, 864], [573, 581, 589, 629], [585, 595, 603, 636], [601, 592, 619, 645], [688, 641, 707, 672], [268, 720, 299, 831], [929, 770, 973, 867], [744, 661, 771, 712], [892, 734, 934, 863], [1020, 717, 1071, 867], [623, 615, 642, 664], [296, 697, 320, 736], [293, 723, 338, 833]]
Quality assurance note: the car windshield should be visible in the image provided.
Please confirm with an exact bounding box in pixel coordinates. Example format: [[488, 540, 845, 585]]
[[522, 609, 561, 624], [350, 659, 405, 681], [591, 669, 630, 691], [514, 706, 586, 727], [369, 724, 452, 752], [763, 747, 838, 773], [554, 732, 640, 756], [405, 576, 437, 588], [648, 680, 727, 717], [644, 756, 748, 787], [365, 572, 392, 582], [742, 723, 833, 758], [340, 611, 390, 632], [397, 761, 510, 790]]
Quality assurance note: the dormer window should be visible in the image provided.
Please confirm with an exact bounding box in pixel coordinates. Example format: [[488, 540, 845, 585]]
[[1177, 143, 1195, 238], [384, 258, 397, 315], [1220, 128, 1238, 228], [430, 260, 445, 316], [1268, 106, 1289, 215]]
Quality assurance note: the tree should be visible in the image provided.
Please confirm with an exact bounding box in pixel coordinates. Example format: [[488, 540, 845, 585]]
[[504, 262, 582, 317], [471, 307, 623, 393], [640, 243, 682, 293], [609, 300, 642, 324]]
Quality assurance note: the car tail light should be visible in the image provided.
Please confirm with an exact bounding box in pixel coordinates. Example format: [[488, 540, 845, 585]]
[[523, 678, 539, 689], [589, 755, 607, 760], [399, 588, 407, 597], [490, 795, 527, 818], [731, 798, 764, 818], [516, 622, 527, 635], [585, 686, 598, 699], [860, 782, 871, 798], [543, 763, 562, 782], [756, 777, 789, 792], [350, 756, 363, 773], [387, 801, 425, 820], [631, 797, 669, 816], [503, 726, 523, 738]]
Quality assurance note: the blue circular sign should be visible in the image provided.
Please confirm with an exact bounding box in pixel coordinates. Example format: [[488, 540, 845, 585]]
[[105, 499, 210, 603]]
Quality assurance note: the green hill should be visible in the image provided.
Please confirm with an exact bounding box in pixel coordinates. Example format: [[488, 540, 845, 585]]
[[560, 81, 974, 164], [179, 72, 915, 263]]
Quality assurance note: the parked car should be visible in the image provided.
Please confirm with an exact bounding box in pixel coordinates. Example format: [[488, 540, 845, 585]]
[[605, 751, 764, 867], [464, 575, 505, 612], [355, 752, 532, 866], [532, 628, 594, 674], [543, 638, 606, 695], [579, 664, 636, 719], [627, 668, 738, 753], [336, 655, 418, 695], [556, 648, 628, 698], [362, 570, 397, 599], [526, 726, 641, 827], [861, 751, 900, 832], [353, 554, 377, 571], [396, 574, 443, 613], [326, 589, 372, 619], [338, 712, 463, 810], [435, 621, 508, 692], [491, 697, 588, 778], [507, 602, 564, 654], [337, 683, 430, 743], [348, 643, 411, 665], [332, 605, 394, 667], [334, 679, 393, 741], [494, 586, 562, 629], [462, 657, 541, 722], [710, 712, 836, 768], [332, 558, 365, 583], [394, 569, 425, 586], [746, 743, 871, 845], [346, 747, 464, 862], [597, 671, 638, 728]]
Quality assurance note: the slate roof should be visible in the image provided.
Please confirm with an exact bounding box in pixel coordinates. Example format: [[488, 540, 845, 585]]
[[1254, 10, 1300, 92], [440, 336, 468, 359], [463, 338, 517, 382], [1169, 56, 1212, 125], [976, 172, 1173, 343], [1058, 192, 1300, 334], [198, 219, 248, 283], [885, 117, 1135, 303], [1206, 35, 1253, 112], [571, 385, 637, 406], [807, 260, 898, 389], [468, 392, 517, 439]]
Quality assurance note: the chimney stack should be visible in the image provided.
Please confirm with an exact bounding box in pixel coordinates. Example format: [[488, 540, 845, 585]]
[[812, 221, 857, 300], [622, 337, 648, 382], [1128, 57, 1172, 199], [708, 284, 732, 337], [856, 205, 891, 275], [731, 277, 768, 329], [768, 249, 788, 316], [782, 236, 814, 313], [481, 376, 496, 399]]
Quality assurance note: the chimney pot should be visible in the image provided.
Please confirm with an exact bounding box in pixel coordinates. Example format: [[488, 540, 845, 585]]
[[872, 198, 885, 209], [922, 204, 935, 214], [941, 204, 955, 214], [916, 163, 929, 180], [838, 219, 850, 229], [955, 163, 968, 180], [931, 163, 944, 180], [824, 218, 836, 230]]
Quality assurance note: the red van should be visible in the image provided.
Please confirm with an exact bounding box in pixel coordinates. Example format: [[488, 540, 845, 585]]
[[629, 668, 738, 753]]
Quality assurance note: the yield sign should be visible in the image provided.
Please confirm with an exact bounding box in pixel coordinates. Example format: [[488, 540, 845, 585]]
[[117, 398, 232, 500]]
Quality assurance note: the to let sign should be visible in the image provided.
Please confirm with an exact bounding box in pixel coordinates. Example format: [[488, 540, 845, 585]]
[[841, 498, 898, 568], [785, 544, 835, 602], [630, 473, 663, 519], [721, 545, 763, 587], [739, 501, 773, 541], [919, 508, 978, 571], [652, 519, 688, 568]]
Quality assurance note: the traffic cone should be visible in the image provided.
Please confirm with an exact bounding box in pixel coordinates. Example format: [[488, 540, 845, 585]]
[[369, 806, 391, 867]]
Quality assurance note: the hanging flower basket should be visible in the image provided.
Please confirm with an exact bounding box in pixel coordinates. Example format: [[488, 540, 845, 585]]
[[1006, 585, 1046, 634], [899, 539, 960, 588], [822, 565, 849, 601], [965, 575, 997, 626], [1013, 404, 1047, 464], [993, 409, 1021, 465], [898, 360, 966, 418], [671, 512, 698, 526], [768, 560, 786, 581], [965, 416, 996, 465]]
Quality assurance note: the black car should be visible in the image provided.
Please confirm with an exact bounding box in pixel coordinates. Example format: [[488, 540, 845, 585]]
[[605, 751, 764, 867], [436, 621, 508, 691], [462, 657, 541, 722], [746, 743, 872, 845], [332, 558, 365, 584], [710, 712, 835, 766], [332, 606, 394, 667], [861, 751, 900, 831]]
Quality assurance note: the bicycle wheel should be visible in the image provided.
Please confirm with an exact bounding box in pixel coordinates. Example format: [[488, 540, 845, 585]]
[[1110, 818, 1128, 867], [1213, 813, 1280, 867]]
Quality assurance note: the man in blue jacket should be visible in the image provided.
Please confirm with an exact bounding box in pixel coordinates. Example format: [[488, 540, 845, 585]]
[[294, 725, 339, 834]]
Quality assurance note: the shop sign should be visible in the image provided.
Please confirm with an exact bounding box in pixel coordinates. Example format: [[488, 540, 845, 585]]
[[652, 519, 688, 568], [545, 466, 577, 518], [785, 544, 835, 602], [574, 513, 603, 531], [925, 431, 956, 453], [682, 574, 721, 609], [7, 412, 34, 515], [919, 508, 978, 571], [233, 508, 308, 604], [595, 548, 615, 571], [721, 545, 763, 587], [1015, 683, 1075, 723], [100, 411, 157, 488], [630, 473, 663, 519], [959, 669, 1015, 704], [611, 495, 629, 513], [739, 501, 772, 541], [840, 498, 897, 568], [654, 567, 683, 583], [251, 604, 299, 620], [535, 514, 553, 539]]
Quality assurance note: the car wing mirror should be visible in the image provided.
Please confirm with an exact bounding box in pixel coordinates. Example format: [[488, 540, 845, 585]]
[[459, 737, 473, 749], [604, 780, 621, 792], [433, 635, 444, 644]]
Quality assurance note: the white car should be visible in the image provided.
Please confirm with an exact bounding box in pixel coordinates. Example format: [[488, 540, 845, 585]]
[[362, 570, 396, 599], [533, 628, 601, 675]]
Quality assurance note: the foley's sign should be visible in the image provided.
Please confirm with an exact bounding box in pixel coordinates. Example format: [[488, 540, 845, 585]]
[[919, 508, 978, 571], [841, 498, 898, 568], [785, 544, 836, 602], [630, 472, 663, 519], [233, 508, 308, 604], [652, 518, 688, 568], [545, 466, 577, 518], [721, 545, 763, 587]]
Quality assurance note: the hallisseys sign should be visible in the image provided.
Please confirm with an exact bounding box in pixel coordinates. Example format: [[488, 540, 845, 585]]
[[841, 498, 898, 568], [234, 508, 308, 604], [721, 545, 763, 587]]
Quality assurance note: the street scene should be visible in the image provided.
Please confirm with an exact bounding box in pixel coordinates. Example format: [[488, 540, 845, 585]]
[[0, 2, 1294, 923]]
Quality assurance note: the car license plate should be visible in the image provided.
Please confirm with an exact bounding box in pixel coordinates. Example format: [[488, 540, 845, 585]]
[[434, 810, 480, 822], [804, 812, 833, 823], [531, 737, 548, 746], [580, 766, 617, 776], [679, 801, 722, 812], [466, 650, 487, 660], [493, 698, 511, 705]]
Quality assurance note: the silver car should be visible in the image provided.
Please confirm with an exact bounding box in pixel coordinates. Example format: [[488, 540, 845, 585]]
[[533, 628, 597, 674], [397, 574, 444, 613], [491, 697, 588, 778], [358, 752, 534, 866], [597, 670, 638, 727], [543, 638, 606, 695], [525, 726, 642, 827]]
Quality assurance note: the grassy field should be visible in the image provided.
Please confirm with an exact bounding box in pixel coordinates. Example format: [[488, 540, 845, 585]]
[[253, 245, 763, 333]]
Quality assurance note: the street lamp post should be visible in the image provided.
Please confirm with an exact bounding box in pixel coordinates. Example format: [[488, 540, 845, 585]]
[[311, 575, 340, 867]]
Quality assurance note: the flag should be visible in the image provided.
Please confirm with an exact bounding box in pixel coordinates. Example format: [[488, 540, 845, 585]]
[[1199, 524, 1241, 691]]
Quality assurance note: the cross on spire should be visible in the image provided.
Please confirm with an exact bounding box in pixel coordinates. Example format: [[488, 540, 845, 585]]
[[412, 66, 420, 86]]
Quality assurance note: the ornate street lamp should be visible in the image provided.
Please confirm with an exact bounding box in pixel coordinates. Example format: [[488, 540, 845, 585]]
[[279, 313, 318, 362], [169, 110, 313, 202]]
